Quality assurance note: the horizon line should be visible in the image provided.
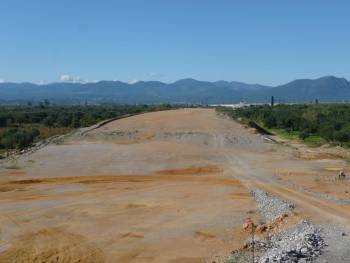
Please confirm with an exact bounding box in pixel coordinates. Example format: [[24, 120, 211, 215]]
[[0, 75, 346, 87]]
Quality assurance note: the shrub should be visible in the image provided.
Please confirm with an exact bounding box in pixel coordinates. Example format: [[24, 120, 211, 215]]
[[299, 130, 309, 140]]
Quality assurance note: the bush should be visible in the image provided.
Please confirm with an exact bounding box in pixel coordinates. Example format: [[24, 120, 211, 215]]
[[0, 128, 38, 149], [334, 130, 349, 143], [0, 104, 181, 150], [217, 104, 350, 146], [264, 115, 277, 128], [299, 130, 309, 140]]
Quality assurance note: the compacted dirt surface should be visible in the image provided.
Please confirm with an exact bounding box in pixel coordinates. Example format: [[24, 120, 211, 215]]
[[0, 108, 349, 262]]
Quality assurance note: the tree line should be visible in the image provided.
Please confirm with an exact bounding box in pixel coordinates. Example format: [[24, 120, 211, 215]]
[[0, 104, 177, 151], [217, 104, 350, 146]]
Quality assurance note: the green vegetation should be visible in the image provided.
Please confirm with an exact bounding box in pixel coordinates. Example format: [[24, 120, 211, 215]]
[[1, 128, 40, 149], [0, 103, 178, 151], [303, 135, 327, 147], [267, 128, 299, 141], [217, 104, 350, 147]]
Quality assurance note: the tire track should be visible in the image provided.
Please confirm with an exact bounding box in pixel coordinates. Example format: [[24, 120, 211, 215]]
[[224, 152, 350, 228]]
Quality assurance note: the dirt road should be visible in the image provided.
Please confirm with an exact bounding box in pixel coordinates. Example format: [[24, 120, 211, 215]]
[[0, 108, 349, 262]]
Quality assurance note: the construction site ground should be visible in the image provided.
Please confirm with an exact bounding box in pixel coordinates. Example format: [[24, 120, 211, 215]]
[[0, 108, 349, 262]]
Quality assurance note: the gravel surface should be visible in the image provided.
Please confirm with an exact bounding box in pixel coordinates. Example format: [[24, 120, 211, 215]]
[[251, 189, 295, 223], [245, 190, 350, 263], [259, 220, 326, 263], [226, 221, 332, 263], [315, 224, 350, 263]]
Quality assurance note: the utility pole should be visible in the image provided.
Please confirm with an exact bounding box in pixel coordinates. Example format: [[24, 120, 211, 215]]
[[244, 218, 256, 263]]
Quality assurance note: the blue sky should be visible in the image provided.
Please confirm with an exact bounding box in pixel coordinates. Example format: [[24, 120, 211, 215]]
[[1, 0, 349, 85]]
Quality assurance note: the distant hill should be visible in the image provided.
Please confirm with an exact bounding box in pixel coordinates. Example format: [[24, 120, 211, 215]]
[[262, 76, 350, 102], [0, 76, 349, 104]]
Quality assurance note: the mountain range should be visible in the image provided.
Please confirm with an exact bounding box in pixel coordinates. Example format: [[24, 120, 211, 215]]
[[0, 76, 349, 104]]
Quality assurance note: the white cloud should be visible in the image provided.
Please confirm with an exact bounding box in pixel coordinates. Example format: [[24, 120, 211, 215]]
[[59, 74, 84, 83], [0, 79, 4, 83], [129, 79, 139, 84]]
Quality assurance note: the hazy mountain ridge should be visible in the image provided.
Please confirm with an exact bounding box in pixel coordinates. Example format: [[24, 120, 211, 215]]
[[0, 76, 349, 104]]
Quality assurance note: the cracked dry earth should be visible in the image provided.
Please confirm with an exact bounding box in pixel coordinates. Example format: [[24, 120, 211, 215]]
[[0, 108, 349, 263]]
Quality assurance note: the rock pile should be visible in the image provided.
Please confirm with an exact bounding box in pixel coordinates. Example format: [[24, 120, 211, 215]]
[[251, 189, 295, 222], [248, 190, 326, 262], [258, 221, 326, 263]]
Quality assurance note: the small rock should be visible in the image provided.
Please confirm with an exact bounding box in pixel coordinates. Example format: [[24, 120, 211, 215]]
[[256, 224, 268, 233], [300, 246, 308, 253]]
